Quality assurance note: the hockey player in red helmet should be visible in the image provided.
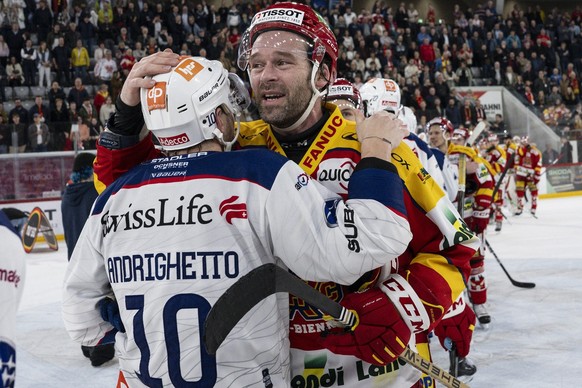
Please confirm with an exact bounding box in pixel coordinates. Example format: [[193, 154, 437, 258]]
[[482, 133, 508, 231], [448, 125, 497, 327], [323, 78, 362, 121], [92, 3, 478, 386], [514, 135, 542, 215]]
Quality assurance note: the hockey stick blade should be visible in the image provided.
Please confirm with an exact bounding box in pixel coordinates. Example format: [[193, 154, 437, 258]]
[[485, 240, 536, 288], [203, 264, 469, 388]]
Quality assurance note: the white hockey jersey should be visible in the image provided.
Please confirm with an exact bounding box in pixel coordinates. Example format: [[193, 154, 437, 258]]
[[62, 149, 411, 387], [0, 210, 26, 388]]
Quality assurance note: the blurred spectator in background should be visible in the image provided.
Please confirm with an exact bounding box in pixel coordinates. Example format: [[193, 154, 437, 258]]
[[68, 78, 89, 108], [9, 98, 28, 125], [21, 39, 37, 86], [558, 135, 573, 163], [542, 142, 560, 165], [70, 39, 90, 83], [27, 113, 49, 152], [37, 41, 52, 89], [49, 97, 70, 151], [9, 113, 26, 153], [6, 56, 24, 87], [52, 37, 71, 87], [0, 115, 9, 153]]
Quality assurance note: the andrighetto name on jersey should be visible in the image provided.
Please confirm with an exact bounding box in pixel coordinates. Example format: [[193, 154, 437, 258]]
[[106, 251, 240, 283], [101, 194, 212, 238]]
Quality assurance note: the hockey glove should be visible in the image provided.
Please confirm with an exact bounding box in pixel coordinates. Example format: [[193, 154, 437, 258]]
[[471, 208, 490, 234], [98, 297, 126, 333], [319, 287, 412, 366], [434, 295, 476, 358]]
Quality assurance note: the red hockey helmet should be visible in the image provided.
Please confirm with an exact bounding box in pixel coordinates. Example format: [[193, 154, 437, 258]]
[[452, 127, 470, 140], [237, 2, 338, 75], [426, 117, 454, 135], [324, 78, 362, 109]]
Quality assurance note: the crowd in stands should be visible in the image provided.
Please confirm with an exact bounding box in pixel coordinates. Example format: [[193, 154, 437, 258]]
[[1, 0, 582, 154]]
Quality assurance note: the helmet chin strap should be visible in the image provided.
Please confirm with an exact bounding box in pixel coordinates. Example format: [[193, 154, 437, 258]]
[[271, 63, 322, 134]]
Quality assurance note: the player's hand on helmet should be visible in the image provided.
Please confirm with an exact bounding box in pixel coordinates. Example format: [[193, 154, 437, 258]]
[[434, 299, 476, 358], [319, 287, 411, 366], [120, 49, 181, 106], [357, 110, 407, 148], [98, 297, 126, 333]]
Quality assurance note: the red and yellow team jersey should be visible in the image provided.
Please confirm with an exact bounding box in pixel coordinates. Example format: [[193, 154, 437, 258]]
[[484, 145, 507, 175], [94, 104, 479, 387], [516, 145, 542, 178], [448, 143, 495, 211]]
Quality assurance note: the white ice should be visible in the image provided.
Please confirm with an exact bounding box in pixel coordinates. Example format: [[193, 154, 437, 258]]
[[14, 196, 582, 387]]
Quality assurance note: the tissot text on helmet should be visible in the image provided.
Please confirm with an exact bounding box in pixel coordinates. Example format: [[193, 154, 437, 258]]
[[253, 8, 305, 25]]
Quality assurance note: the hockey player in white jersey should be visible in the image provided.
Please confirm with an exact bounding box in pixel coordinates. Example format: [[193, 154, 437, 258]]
[[426, 117, 461, 202], [0, 209, 26, 387], [359, 78, 448, 199], [62, 56, 413, 387]]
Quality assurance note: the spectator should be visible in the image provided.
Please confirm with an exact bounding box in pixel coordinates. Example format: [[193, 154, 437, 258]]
[[6, 56, 24, 87], [9, 113, 27, 153], [37, 41, 52, 89], [46, 23, 64, 50], [77, 13, 97, 56], [29, 96, 49, 124], [0, 63, 7, 102], [67, 78, 90, 109], [20, 39, 38, 86], [445, 96, 462, 127], [93, 49, 117, 88], [70, 39, 90, 83], [99, 95, 115, 126], [48, 97, 70, 151], [0, 35, 9, 67], [9, 99, 28, 125], [558, 135, 573, 163], [119, 48, 136, 73], [456, 61, 473, 86], [542, 143, 560, 165], [6, 23, 25, 61], [27, 113, 50, 152], [78, 97, 96, 124], [490, 113, 506, 134], [0, 115, 9, 153], [461, 98, 477, 128], [52, 37, 71, 87], [47, 81, 66, 110], [33, 0, 53, 43], [93, 84, 109, 115]]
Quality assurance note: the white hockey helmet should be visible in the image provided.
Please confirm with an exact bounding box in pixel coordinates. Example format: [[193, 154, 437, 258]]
[[141, 56, 250, 152], [399, 106, 417, 133], [359, 78, 401, 117]]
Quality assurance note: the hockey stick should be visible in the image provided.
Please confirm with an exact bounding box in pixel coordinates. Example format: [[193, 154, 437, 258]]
[[484, 240, 535, 288], [457, 154, 466, 216], [203, 264, 469, 388], [466, 120, 488, 147]]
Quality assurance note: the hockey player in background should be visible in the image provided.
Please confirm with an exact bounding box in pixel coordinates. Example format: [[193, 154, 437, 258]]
[[448, 128, 496, 326], [0, 208, 26, 387], [514, 136, 542, 216], [480, 133, 507, 231], [323, 78, 362, 121], [425, 117, 479, 377], [62, 55, 414, 387], [61, 152, 116, 366], [91, 3, 478, 387], [426, 117, 460, 202]]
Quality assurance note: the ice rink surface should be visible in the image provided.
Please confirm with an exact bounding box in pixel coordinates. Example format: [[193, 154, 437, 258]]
[[14, 195, 582, 387]]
